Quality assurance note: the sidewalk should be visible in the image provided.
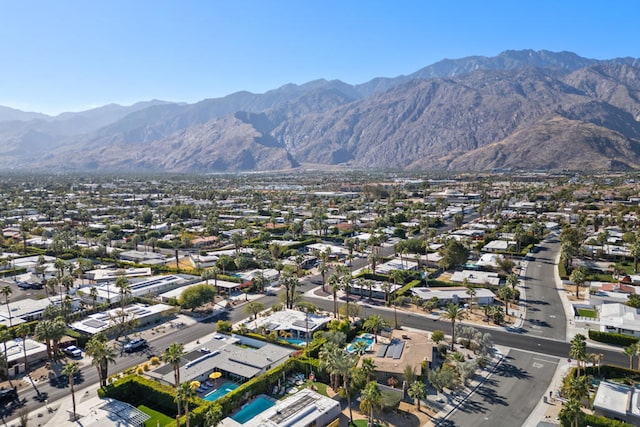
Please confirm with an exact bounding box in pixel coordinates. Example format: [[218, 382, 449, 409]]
[[425, 345, 508, 426]]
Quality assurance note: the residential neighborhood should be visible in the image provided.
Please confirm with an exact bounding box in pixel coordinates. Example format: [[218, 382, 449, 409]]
[[0, 171, 638, 427]]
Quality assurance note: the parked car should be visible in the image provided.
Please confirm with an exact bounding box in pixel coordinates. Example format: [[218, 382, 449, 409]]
[[123, 339, 147, 353], [63, 345, 82, 358], [0, 387, 17, 405], [17, 282, 32, 290]]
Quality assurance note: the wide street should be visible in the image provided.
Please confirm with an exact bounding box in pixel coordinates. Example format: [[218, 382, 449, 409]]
[[522, 233, 567, 340], [445, 350, 559, 427]]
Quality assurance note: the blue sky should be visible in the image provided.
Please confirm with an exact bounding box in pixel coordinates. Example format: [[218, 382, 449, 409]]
[[1, 0, 638, 114]]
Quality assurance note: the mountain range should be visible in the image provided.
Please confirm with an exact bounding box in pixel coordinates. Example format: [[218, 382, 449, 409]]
[[4, 49, 640, 173]]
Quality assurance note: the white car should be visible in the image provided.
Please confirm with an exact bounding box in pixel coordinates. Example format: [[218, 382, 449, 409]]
[[64, 345, 82, 358]]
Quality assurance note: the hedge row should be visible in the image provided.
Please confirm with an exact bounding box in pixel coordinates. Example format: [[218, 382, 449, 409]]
[[588, 330, 639, 347], [582, 414, 634, 427]]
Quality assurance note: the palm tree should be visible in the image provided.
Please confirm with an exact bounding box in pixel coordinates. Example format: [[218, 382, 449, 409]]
[[50, 316, 67, 358], [360, 357, 377, 382], [569, 268, 587, 300], [506, 272, 519, 289], [333, 350, 355, 423], [204, 404, 223, 427], [563, 375, 591, 404], [363, 315, 387, 343], [89, 286, 99, 310], [1, 286, 12, 327], [85, 334, 117, 388], [162, 343, 185, 386], [115, 276, 131, 309], [16, 323, 30, 372], [559, 399, 584, 427], [318, 261, 329, 293], [408, 380, 426, 411], [569, 334, 587, 376], [176, 382, 197, 427], [441, 303, 466, 349], [466, 285, 477, 313], [497, 286, 514, 316], [34, 319, 54, 360], [328, 273, 340, 319], [359, 381, 382, 427], [0, 329, 12, 385], [391, 295, 404, 329], [62, 362, 80, 420], [588, 353, 604, 377], [367, 252, 380, 275]]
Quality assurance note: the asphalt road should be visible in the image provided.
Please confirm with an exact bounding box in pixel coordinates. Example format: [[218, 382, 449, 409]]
[[522, 233, 567, 340], [445, 349, 559, 427], [304, 295, 627, 367]]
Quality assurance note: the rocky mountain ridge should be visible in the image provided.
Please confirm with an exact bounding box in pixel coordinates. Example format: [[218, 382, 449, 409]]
[[3, 50, 640, 172]]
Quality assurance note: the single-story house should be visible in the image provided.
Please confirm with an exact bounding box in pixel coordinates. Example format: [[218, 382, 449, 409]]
[[70, 303, 173, 335], [219, 389, 340, 427], [247, 309, 331, 342], [412, 287, 496, 306], [593, 381, 640, 425], [148, 334, 293, 386], [598, 303, 640, 337], [450, 270, 501, 286]]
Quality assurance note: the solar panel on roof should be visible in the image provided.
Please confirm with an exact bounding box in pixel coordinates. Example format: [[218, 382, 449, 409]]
[[292, 320, 307, 328], [376, 344, 388, 357], [84, 319, 107, 329]]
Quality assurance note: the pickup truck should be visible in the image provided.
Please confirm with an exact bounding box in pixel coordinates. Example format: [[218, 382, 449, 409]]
[[123, 339, 147, 353]]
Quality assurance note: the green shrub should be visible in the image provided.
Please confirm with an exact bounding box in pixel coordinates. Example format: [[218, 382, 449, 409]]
[[581, 414, 634, 427], [380, 390, 402, 412], [588, 330, 639, 347]]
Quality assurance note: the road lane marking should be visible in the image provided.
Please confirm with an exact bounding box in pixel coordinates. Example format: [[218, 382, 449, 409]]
[[533, 357, 558, 364]]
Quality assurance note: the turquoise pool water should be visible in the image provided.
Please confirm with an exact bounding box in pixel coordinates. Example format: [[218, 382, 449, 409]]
[[231, 397, 275, 424], [285, 338, 307, 346], [203, 381, 239, 402], [346, 333, 374, 353]]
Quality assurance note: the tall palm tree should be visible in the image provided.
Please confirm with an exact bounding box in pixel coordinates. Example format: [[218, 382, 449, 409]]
[[0, 329, 12, 385], [465, 284, 477, 313], [115, 276, 131, 309], [85, 334, 117, 387], [162, 343, 185, 387], [318, 261, 329, 293], [391, 295, 404, 329], [359, 381, 382, 427], [333, 350, 355, 423], [62, 362, 80, 420], [34, 319, 54, 360], [16, 323, 30, 372], [441, 303, 466, 349], [569, 334, 587, 376], [408, 380, 426, 411], [588, 353, 604, 377], [89, 286, 98, 310], [1, 286, 13, 327], [50, 316, 67, 358], [363, 315, 386, 343], [569, 268, 587, 300], [327, 273, 340, 319], [176, 382, 197, 427]]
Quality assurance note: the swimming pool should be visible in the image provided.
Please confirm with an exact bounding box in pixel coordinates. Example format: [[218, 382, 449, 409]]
[[203, 381, 239, 402], [285, 338, 307, 346], [346, 333, 374, 353], [231, 396, 275, 424]]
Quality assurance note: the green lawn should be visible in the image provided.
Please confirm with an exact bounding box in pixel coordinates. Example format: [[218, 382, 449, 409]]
[[306, 381, 329, 396], [138, 405, 174, 427], [577, 308, 597, 318]]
